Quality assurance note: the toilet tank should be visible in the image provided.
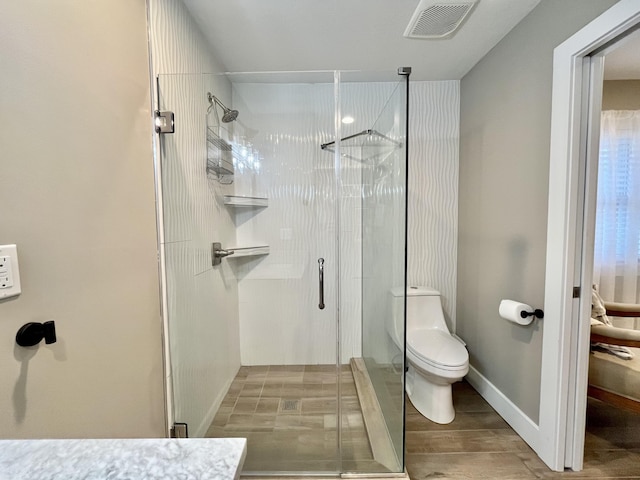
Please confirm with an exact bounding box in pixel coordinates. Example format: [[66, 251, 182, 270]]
[[390, 286, 448, 335]]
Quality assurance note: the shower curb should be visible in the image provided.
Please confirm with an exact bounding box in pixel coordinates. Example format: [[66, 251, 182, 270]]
[[350, 358, 402, 473]]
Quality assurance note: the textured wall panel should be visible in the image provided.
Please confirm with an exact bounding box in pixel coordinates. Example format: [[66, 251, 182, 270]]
[[232, 81, 338, 365], [362, 80, 408, 365], [340, 82, 400, 363], [232, 80, 460, 365], [233, 81, 400, 365], [150, 0, 227, 75], [233, 82, 450, 364], [408, 81, 460, 330]]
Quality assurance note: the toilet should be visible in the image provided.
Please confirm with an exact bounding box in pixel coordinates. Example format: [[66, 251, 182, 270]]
[[388, 286, 469, 424]]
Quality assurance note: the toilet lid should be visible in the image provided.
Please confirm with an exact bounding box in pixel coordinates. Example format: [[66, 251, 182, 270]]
[[407, 329, 468, 368]]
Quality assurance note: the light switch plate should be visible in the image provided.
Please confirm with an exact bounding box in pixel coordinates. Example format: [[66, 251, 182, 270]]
[[0, 245, 21, 299]]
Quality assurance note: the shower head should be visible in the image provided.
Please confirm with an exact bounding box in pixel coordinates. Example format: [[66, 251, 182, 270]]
[[207, 92, 239, 123], [222, 108, 239, 123]]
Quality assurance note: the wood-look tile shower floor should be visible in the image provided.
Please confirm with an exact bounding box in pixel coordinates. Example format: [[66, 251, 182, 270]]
[[206, 364, 388, 473]]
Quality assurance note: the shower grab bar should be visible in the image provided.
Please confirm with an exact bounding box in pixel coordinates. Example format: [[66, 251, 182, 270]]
[[212, 242, 235, 266], [318, 258, 325, 310]]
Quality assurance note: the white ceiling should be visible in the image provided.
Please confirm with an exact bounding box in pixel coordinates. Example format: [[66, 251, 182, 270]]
[[183, 0, 541, 81]]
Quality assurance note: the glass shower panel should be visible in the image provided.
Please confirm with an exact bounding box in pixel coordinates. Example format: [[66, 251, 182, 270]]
[[332, 73, 406, 474], [157, 73, 243, 440], [359, 75, 408, 472]]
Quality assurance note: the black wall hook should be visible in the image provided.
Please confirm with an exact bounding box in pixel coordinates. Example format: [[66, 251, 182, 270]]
[[16, 321, 57, 347], [520, 309, 544, 320]]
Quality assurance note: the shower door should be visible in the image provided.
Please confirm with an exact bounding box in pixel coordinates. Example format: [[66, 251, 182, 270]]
[[155, 70, 408, 475], [227, 73, 342, 473]]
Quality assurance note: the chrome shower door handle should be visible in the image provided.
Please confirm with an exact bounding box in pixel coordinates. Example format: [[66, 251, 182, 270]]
[[318, 258, 325, 310]]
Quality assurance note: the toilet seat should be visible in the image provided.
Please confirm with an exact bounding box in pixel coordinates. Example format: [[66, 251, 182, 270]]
[[407, 329, 468, 371]]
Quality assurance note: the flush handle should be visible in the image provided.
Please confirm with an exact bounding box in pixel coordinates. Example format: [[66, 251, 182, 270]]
[[318, 258, 325, 310]]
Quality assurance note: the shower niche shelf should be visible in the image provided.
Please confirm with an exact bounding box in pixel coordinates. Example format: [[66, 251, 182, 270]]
[[223, 195, 268, 207], [228, 245, 270, 258], [221, 195, 269, 263]]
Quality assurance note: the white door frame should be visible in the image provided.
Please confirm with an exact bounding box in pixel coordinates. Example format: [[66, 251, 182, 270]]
[[545, 0, 640, 471]]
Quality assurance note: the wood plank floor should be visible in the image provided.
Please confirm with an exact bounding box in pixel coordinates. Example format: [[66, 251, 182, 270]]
[[208, 366, 639, 478], [405, 381, 640, 479]]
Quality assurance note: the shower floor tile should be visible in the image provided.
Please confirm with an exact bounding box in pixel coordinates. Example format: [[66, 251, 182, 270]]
[[206, 364, 387, 473]]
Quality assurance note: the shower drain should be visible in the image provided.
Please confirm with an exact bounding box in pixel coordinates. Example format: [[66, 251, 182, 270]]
[[279, 399, 300, 413]]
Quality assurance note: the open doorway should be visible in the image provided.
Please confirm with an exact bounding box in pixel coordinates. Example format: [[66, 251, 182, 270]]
[[581, 27, 640, 472], [546, 0, 640, 471]]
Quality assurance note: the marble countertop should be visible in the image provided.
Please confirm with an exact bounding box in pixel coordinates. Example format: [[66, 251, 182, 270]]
[[0, 438, 246, 480]]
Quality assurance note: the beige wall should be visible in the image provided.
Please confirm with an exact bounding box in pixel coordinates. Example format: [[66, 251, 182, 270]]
[[0, 2, 165, 437], [457, 0, 617, 422], [602, 80, 640, 109]]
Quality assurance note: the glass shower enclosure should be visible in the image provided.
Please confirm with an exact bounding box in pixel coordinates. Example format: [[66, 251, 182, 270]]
[[156, 68, 409, 475]]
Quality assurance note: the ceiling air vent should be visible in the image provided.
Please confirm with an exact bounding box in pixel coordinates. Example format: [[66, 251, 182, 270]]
[[404, 0, 477, 39]]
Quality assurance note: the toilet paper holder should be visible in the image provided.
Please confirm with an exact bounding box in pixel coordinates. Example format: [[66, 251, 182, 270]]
[[520, 308, 544, 320], [499, 299, 544, 326]]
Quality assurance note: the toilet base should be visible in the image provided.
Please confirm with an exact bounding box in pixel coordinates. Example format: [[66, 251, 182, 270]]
[[406, 364, 459, 424]]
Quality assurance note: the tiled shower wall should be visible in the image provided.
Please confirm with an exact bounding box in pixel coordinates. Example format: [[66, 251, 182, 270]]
[[408, 81, 460, 332], [231, 80, 338, 365], [233, 80, 460, 365], [231, 80, 399, 365]]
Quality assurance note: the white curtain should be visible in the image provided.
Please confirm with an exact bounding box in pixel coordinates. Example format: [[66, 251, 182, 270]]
[[593, 110, 640, 305]]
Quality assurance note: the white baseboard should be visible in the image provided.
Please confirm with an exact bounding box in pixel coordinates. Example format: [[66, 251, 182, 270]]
[[193, 375, 235, 438], [465, 365, 540, 451]]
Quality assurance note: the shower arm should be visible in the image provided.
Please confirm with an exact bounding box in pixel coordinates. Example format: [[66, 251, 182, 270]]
[[207, 92, 238, 123], [210, 94, 227, 112]]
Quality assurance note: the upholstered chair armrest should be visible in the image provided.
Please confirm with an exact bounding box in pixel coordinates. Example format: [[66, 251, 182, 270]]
[[591, 324, 640, 348], [604, 301, 640, 318]]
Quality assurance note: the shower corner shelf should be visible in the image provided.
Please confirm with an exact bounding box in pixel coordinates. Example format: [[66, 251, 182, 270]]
[[229, 245, 270, 258], [223, 195, 269, 207]]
